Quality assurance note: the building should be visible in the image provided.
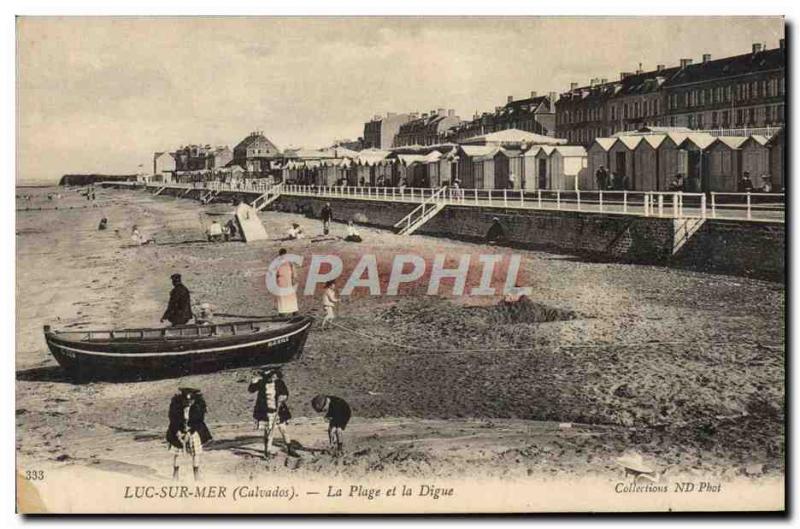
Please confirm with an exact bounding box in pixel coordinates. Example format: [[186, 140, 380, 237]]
[[555, 39, 786, 146], [171, 144, 232, 173], [363, 113, 413, 149], [663, 41, 786, 131], [153, 151, 176, 179], [393, 109, 462, 147], [232, 131, 282, 176], [448, 92, 557, 143]]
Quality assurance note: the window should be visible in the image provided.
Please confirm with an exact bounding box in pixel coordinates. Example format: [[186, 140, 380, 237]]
[[722, 110, 729, 126], [712, 111, 718, 127], [736, 109, 744, 125]]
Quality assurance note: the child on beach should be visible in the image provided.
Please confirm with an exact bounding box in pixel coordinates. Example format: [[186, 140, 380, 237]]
[[166, 387, 212, 482], [321, 280, 338, 330], [311, 394, 351, 457]]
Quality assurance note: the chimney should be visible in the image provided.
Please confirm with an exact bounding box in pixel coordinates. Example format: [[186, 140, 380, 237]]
[[448, 109, 455, 117], [530, 90, 537, 98], [437, 108, 446, 116], [548, 91, 557, 112], [495, 106, 502, 113], [600, 78, 608, 84], [780, 38, 785, 50], [752, 43, 762, 53], [680, 58, 693, 69], [570, 82, 578, 90], [656, 64, 665, 72], [702, 53, 711, 63], [620, 72, 633, 80], [507, 95, 513, 104], [387, 112, 396, 117]]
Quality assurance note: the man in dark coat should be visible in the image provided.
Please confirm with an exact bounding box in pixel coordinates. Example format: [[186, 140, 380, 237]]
[[248, 368, 297, 458], [320, 202, 334, 235], [166, 388, 212, 481], [595, 166, 609, 190], [161, 274, 192, 326]]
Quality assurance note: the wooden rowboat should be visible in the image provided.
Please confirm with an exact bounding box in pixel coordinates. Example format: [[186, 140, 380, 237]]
[[43, 316, 313, 381]]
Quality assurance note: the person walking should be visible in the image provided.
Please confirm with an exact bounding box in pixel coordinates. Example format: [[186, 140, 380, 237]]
[[161, 274, 192, 326], [320, 202, 334, 235], [311, 394, 351, 457], [166, 387, 212, 481], [321, 280, 339, 330]]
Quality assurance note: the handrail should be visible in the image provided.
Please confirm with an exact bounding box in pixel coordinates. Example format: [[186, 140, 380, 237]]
[[393, 186, 448, 230]]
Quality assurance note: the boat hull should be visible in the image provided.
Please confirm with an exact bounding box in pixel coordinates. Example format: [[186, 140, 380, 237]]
[[44, 316, 313, 381]]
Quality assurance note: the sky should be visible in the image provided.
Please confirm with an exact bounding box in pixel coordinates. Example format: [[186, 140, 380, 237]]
[[16, 16, 784, 184]]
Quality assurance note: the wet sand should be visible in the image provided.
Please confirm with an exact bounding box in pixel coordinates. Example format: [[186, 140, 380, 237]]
[[16, 186, 785, 483]]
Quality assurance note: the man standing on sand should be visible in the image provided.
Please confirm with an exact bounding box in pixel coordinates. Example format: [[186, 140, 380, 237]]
[[320, 202, 334, 235], [161, 273, 193, 326]]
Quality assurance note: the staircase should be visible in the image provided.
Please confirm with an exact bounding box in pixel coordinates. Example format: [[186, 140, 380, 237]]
[[672, 217, 706, 255], [394, 187, 448, 236], [153, 185, 167, 196], [200, 190, 220, 204], [251, 183, 284, 211]]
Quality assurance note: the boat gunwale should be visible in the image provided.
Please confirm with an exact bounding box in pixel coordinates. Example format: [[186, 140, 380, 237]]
[[44, 316, 313, 345]]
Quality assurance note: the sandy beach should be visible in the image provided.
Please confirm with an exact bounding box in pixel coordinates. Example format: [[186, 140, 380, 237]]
[[16, 185, 784, 486]]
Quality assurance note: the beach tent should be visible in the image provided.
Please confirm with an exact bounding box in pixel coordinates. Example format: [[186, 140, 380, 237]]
[[586, 138, 617, 190]]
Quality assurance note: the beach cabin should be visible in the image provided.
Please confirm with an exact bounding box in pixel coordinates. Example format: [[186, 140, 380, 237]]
[[768, 129, 785, 191], [549, 146, 587, 191], [607, 136, 642, 190], [706, 137, 746, 192], [455, 145, 499, 189], [586, 138, 617, 190], [521, 146, 543, 190], [632, 135, 664, 191], [678, 133, 715, 192], [654, 132, 690, 191], [492, 148, 522, 189], [533, 146, 556, 189], [740, 135, 771, 185], [355, 149, 392, 186]]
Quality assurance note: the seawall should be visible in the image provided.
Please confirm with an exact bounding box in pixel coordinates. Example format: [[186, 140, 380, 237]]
[[132, 185, 785, 281]]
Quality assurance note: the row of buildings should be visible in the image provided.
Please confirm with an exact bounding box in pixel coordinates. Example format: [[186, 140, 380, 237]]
[[360, 40, 785, 150]]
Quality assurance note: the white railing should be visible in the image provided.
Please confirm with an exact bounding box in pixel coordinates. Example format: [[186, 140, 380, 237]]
[[136, 181, 784, 222]]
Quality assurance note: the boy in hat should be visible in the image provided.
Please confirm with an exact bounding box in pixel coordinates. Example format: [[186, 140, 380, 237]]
[[311, 394, 351, 456], [248, 368, 297, 458], [166, 387, 212, 481]]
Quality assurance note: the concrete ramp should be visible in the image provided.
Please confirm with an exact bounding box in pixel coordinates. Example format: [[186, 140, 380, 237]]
[[235, 203, 269, 242]]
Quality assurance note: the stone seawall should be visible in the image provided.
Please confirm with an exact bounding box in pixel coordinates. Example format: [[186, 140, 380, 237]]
[[674, 219, 785, 281]]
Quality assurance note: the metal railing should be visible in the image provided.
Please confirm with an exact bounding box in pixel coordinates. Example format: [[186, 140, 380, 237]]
[[135, 181, 784, 222]]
